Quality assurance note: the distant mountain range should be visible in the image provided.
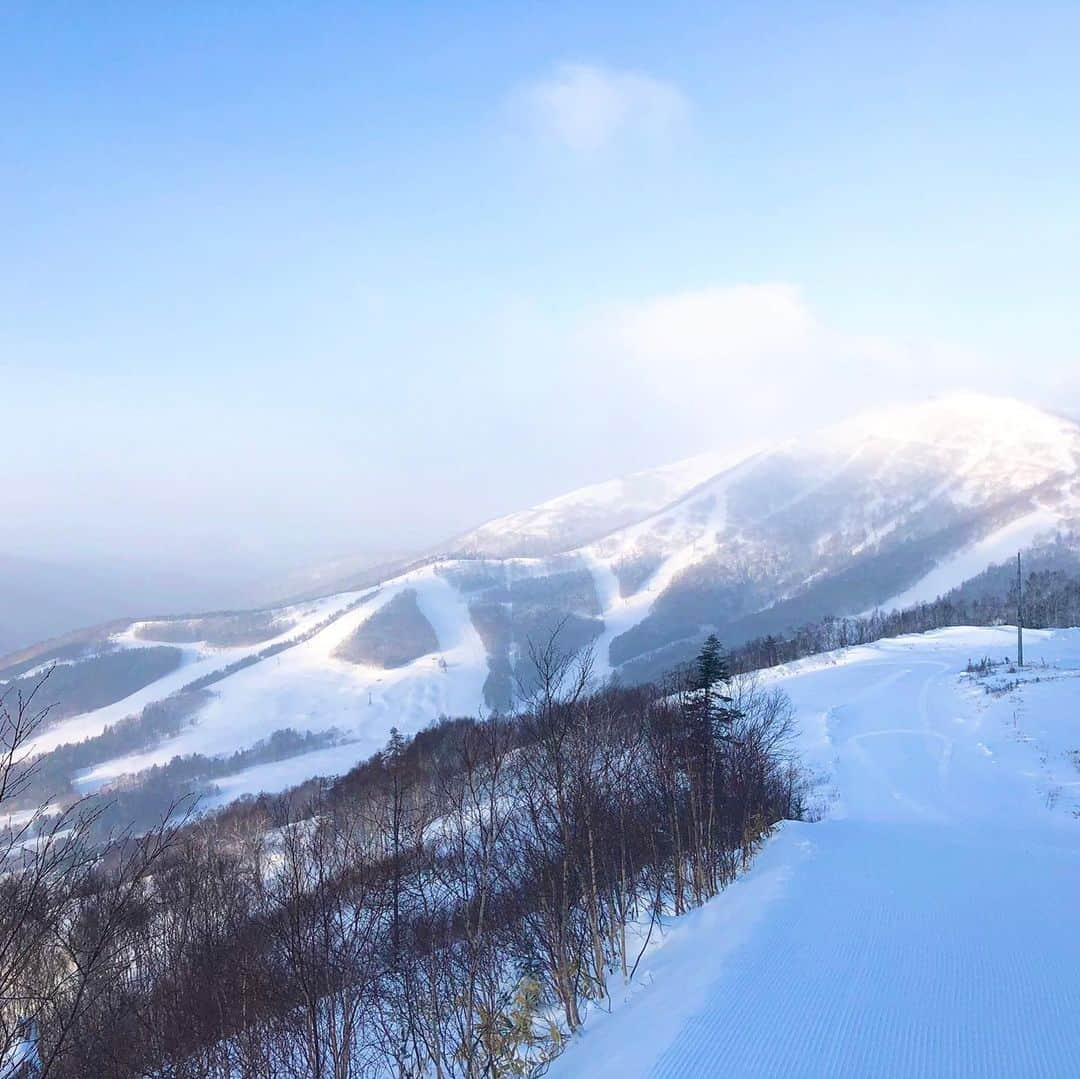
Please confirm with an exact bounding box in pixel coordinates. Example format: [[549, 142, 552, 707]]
[[0, 555, 266, 658], [7, 393, 1080, 814]]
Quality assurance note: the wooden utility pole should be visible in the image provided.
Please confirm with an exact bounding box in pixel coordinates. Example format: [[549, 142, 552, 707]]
[[1017, 551, 1024, 668]]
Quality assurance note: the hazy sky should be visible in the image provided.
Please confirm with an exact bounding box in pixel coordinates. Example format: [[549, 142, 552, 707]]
[[4, 2, 1080, 586]]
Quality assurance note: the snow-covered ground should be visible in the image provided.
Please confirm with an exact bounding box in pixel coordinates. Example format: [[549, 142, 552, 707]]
[[23, 590, 365, 758], [66, 563, 490, 795], [448, 446, 752, 558], [552, 626, 1080, 1078]]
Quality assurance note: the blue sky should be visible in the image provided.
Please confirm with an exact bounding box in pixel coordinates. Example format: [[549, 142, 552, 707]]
[[3, 2, 1079, 583]]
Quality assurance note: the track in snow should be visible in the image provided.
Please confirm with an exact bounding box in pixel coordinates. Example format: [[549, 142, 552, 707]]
[[553, 627, 1080, 1078]]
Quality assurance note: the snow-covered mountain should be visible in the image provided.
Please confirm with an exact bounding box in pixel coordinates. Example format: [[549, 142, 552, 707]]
[[588, 392, 1080, 680], [445, 447, 750, 558], [6, 393, 1080, 812]]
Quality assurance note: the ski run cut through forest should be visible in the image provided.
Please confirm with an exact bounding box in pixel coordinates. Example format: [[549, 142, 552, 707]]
[[554, 625, 1080, 1078]]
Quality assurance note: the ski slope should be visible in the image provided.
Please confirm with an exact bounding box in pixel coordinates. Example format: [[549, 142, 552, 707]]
[[552, 626, 1080, 1078], [447, 447, 751, 558], [62, 563, 490, 796], [12, 395, 1080, 810], [873, 504, 1063, 612]]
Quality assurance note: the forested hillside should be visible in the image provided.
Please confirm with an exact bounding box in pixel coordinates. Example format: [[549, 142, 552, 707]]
[[0, 634, 801, 1075]]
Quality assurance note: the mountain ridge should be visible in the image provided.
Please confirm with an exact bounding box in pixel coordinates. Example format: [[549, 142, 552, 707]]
[[7, 393, 1080, 813]]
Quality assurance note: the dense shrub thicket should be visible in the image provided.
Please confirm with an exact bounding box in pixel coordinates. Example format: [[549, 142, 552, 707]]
[[0, 634, 802, 1077]]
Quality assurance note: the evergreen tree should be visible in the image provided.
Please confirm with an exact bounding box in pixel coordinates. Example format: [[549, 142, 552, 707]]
[[695, 633, 728, 694], [692, 634, 739, 740]]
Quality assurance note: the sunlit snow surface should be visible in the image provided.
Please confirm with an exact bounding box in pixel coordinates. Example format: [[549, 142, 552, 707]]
[[550, 626, 1080, 1078], [59, 564, 489, 798], [448, 446, 750, 558]]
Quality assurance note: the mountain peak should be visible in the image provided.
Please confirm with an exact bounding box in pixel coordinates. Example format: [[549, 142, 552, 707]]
[[817, 394, 1079, 496], [442, 394, 1077, 563], [830, 393, 1077, 446]]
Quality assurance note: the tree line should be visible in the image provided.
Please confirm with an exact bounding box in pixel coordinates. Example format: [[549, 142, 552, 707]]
[[0, 633, 803, 1077], [730, 565, 1080, 673]]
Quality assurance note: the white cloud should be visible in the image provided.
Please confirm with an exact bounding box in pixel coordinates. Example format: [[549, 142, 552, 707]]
[[511, 62, 689, 152], [601, 284, 820, 367]]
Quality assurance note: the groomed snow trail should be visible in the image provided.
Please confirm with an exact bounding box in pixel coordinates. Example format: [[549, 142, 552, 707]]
[[553, 627, 1080, 1078]]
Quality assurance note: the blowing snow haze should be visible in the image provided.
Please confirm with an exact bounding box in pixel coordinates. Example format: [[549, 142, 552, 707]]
[[5, 5, 1080, 1076]]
